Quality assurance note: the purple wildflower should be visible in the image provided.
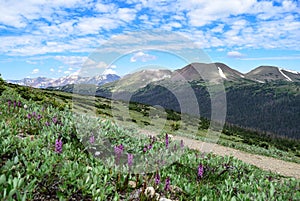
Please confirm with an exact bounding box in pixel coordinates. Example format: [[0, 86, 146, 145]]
[[164, 177, 171, 191], [143, 147, 147, 152], [127, 153, 133, 167], [52, 117, 58, 124], [45, 121, 50, 126], [155, 171, 160, 185], [37, 114, 42, 121], [8, 100, 11, 107], [180, 140, 184, 149], [197, 164, 204, 179], [55, 139, 63, 153], [147, 144, 153, 150], [18, 101, 22, 108], [114, 144, 124, 164], [27, 114, 32, 119], [165, 133, 169, 149], [13, 101, 16, 108], [89, 135, 95, 144]]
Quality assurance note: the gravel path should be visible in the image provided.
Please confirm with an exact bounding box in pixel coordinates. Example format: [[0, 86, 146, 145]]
[[139, 129, 300, 179]]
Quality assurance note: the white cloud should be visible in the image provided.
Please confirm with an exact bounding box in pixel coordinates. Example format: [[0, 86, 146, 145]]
[[227, 51, 244, 58], [31, 68, 39, 74], [130, 51, 157, 62], [64, 71, 71, 74], [50, 68, 55, 72], [103, 68, 117, 75], [54, 56, 88, 66], [94, 3, 117, 13], [211, 24, 225, 33], [26, 60, 38, 64], [184, 0, 256, 27], [0, 0, 300, 59]]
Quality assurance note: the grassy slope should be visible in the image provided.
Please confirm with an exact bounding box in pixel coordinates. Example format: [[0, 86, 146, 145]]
[[0, 82, 299, 200], [44, 84, 300, 164]]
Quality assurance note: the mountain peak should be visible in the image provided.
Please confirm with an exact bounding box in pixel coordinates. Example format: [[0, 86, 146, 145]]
[[245, 65, 300, 82]]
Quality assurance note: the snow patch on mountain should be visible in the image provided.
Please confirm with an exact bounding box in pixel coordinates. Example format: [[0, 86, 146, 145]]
[[278, 68, 292, 81], [218, 67, 227, 79], [282, 69, 299, 74]]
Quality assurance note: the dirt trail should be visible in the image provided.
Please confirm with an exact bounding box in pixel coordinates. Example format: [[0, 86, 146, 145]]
[[140, 130, 300, 179]]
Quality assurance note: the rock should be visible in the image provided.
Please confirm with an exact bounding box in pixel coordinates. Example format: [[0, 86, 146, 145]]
[[128, 180, 137, 188], [155, 193, 160, 200], [144, 186, 155, 198], [159, 198, 172, 201]]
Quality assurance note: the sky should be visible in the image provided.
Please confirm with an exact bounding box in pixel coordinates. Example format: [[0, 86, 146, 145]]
[[0, 0, 300, 80]]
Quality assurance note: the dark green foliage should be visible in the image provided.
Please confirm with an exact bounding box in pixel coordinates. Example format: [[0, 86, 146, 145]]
[[166, 109, 181, 121], [199, 117, 210, 130], [122, 81, 300, 139]]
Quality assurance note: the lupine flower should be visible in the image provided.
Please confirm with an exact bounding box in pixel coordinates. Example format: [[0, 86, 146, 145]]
[[155, 171, 160, 185], [127, 153, 133, 167], [197, 164, 204, 179], [45, 121, 50, 126], [164, 177, 171, 191], [165, 133, 169, 148], [27, 114, 32, 119], [18, 101, 22, 107], [180, 140, 184, 149], [55, 139, 63, 153], [114, 144, 124, 164], [89, 135, 95, 144], [147, 144, 153, 150], [143, 147, 147, 152], [37, 114, 42, 121], [52, 117, 58, 124]]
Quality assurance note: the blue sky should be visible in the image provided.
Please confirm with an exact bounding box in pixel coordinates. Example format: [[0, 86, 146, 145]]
[[0, 0, 299, 80]]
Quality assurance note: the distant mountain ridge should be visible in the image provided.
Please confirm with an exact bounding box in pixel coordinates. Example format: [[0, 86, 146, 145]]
[[5, 63, 300, 89], [7, 73, 120, 88]]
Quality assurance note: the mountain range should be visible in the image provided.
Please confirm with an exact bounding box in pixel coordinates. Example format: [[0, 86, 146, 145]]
[[94, 63, 300, 139], [6, 63, 300, 89], [7, 73, 120, 88], [6, 63, 300, 139]]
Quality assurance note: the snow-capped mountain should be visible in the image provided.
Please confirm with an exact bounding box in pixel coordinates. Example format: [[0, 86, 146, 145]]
[[245, 66, 300, 82], [7, 77, 55, 88], [7, 74, 120, 88]]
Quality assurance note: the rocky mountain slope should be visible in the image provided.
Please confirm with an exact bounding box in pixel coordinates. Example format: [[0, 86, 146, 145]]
[[7, 74, 120, 88]]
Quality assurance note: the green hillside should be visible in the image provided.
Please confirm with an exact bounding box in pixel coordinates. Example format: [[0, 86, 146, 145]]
[[1, 77, 300, 200]]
